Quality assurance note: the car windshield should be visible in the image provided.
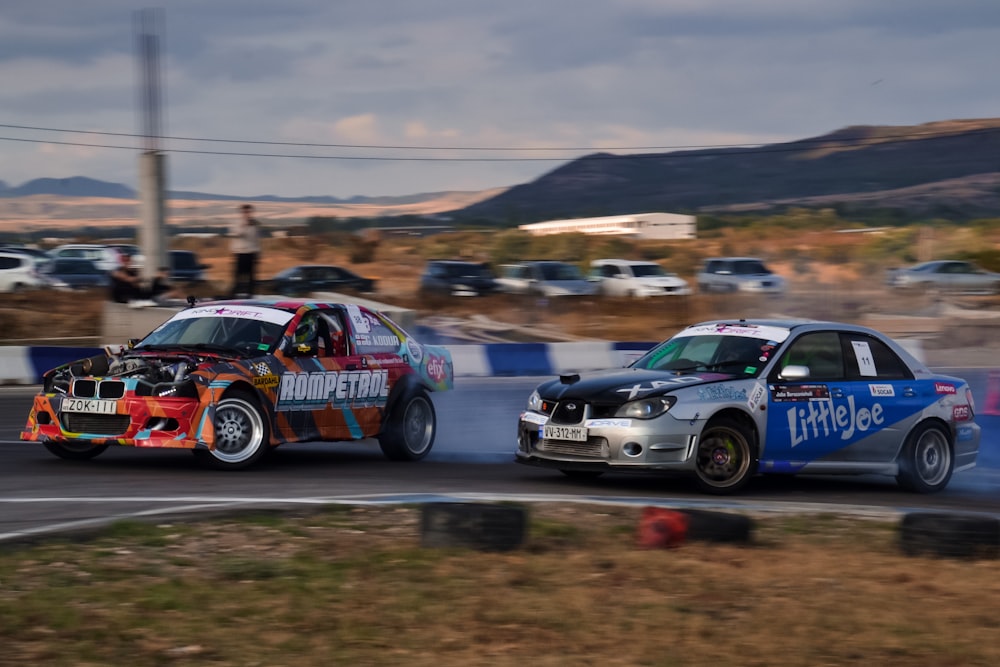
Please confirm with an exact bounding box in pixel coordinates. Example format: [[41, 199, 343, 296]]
[[631, 324, 791, 378], [733, 260, 769, 275], [537, 263, 583, 281], [631, 264, 669, 278], [444, 263, 491, 278], [137, 305, 293, 355]]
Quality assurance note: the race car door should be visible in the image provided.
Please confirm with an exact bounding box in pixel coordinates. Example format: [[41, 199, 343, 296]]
[[763, 330, 927, 471], [275, 308, 387, 441]]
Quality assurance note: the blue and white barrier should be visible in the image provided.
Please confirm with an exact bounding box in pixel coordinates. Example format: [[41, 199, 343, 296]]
[[0, 339, 925, 385], [0, 342, 659, 385]]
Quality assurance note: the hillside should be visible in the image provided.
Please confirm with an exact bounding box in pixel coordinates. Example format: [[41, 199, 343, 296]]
[[457, 118, 1000, 222]]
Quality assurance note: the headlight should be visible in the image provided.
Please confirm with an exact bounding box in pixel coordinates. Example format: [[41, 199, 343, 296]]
[[527, 389, 543, 411], [616, 396, 676, 419]]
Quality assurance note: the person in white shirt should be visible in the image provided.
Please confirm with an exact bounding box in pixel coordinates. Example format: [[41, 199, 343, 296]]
[[230, 203, 261, 298]]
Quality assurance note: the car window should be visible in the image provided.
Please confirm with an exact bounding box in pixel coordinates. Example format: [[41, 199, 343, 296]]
[[841, 334, 911, 380], [775, 332, 844, 380], [632, 264, 666, 278], [352, 308, 404, 355]]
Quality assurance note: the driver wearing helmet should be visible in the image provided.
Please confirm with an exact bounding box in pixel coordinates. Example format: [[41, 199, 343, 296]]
[[293, 316, 319, 349]]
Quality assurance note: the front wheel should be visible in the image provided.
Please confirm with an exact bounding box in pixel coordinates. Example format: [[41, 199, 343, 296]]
[[694, 418, 757, 494], [896, 422, 953, 493], [379, 389, 436, 461], [44, 441, 109, 461], [196, 392, 270, 470]]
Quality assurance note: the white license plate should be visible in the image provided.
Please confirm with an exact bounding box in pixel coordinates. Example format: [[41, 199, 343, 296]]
[[543, 424, 588, 442], [62, 398, 118, 414]]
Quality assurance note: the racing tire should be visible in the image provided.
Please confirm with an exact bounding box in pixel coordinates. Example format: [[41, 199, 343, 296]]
[[196, 392, 270, 470], [379, 389, 436, 461], [559, 469, 605, 480], [896, 421, 953, 493], [899, 512, 1000, 559], [694, 417, 757, 495], [43, 441, 109, 461], [681, 509, 755, 544], [420, 503, 527, 552]]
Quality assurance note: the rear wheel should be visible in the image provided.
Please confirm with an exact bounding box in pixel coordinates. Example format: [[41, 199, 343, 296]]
[[694, 417, 756, 494], [43, 441, 109, 461], [379, 389, 436, 461], [195, 392, 270, 470], [896, 422, 953, 493]]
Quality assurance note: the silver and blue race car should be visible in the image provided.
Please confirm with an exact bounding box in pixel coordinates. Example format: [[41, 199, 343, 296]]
[[516, 319, 980, 494]]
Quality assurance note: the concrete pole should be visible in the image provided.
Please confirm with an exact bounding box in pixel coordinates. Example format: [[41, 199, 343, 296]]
[[138, 151, 167, 281]]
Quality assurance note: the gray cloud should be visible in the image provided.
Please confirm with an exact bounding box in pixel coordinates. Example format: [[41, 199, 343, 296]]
[[0, 0, 998, 198]]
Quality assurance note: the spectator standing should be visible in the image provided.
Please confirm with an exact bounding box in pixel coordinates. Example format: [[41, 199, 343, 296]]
[[230, 203, 261, 298]]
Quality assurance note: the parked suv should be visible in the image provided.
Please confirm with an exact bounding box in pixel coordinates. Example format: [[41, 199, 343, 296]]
[[696, 257, 786, 294], [418, 260, 498, 296], [48, 244, 121, 271], [496, 260, 597, 297], [168, 250, 208, 283], [589, 258, 691, 297], [0, 249, 44, 292]]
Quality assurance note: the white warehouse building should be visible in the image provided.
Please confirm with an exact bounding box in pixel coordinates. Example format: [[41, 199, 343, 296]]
[[518, 212, 696, 240]]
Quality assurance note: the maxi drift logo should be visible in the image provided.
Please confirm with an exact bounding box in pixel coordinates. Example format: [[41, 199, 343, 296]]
[[276, 370, 389, 410], [787, 395, 884, 447]]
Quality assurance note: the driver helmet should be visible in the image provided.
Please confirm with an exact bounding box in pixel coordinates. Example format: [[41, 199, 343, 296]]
[[294, 317, 318, 345]]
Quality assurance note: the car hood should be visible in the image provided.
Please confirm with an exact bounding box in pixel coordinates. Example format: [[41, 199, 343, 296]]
[[536, 367, 732, 405]]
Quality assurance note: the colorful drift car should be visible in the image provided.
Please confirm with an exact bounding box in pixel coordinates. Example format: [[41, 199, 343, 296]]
[[516, 319, 980, 494], [22, 300, 454, 469]]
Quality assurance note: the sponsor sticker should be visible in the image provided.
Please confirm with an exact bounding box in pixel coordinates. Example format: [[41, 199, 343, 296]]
[[521, 411, 548, 425], [787, 396, 884, 447], [276, 370, 389, 410], [584, 418, 632, 428], [953, 405, 971, 422], [747, 382, 766, 410], [425, 353, 448, 383], [869, 383, 895, 397], [346, 304, 371, 334], [770, 384, 830, 402], [253, 374, 279, 389], [407, 338, 424, 364], [935, 382, 957, 395]]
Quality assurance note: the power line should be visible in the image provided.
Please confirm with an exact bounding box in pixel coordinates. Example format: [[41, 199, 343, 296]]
[[1, 124, 997, 162], [1, 121, 996, 153]]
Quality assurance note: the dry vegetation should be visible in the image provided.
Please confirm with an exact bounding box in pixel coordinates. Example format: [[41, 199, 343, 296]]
[[1, 504, 998, 666], [3, 222, 1000, 345]]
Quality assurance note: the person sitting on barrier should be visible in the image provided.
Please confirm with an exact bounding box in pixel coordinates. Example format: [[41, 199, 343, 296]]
[[109, 254, 149, 304]]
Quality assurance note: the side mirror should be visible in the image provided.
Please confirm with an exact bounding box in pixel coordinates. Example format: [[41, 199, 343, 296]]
[[778, 364, 810, 381]]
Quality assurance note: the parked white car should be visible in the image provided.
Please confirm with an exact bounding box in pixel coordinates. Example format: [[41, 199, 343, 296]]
[[48, 244, 121, 272], [589, 258, 692, 297], [0, 249, 45, 292], [496, 261, 598, 297]]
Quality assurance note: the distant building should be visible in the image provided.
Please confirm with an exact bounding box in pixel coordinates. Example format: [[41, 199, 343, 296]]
[[518, 212, 696, 240]]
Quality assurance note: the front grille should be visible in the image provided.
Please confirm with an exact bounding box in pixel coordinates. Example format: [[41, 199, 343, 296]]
[[539, 437, 607, 457], [63, 414, 131, 435], [551, 400, 586, 424], [71, 380, 125, 399], [98, 381, 125, 399]]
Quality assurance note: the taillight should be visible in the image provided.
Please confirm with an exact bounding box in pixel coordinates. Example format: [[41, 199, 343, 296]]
[[966, 387, 976, 417]]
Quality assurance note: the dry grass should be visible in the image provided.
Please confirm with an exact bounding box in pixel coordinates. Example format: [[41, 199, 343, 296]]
[[1, 504, 998, 666]]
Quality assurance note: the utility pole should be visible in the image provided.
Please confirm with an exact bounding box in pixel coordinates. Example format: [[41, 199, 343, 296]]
[[135, 8, 167, 281]]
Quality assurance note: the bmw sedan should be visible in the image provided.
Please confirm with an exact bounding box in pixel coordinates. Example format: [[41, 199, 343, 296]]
[[516, 319, 979, 494]]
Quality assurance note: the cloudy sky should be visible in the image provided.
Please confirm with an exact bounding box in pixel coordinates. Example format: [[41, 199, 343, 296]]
[[1, 1, 998, 199]]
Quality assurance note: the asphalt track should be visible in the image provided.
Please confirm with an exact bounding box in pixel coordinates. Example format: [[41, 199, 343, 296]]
[[2, 373, 999, 543]]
